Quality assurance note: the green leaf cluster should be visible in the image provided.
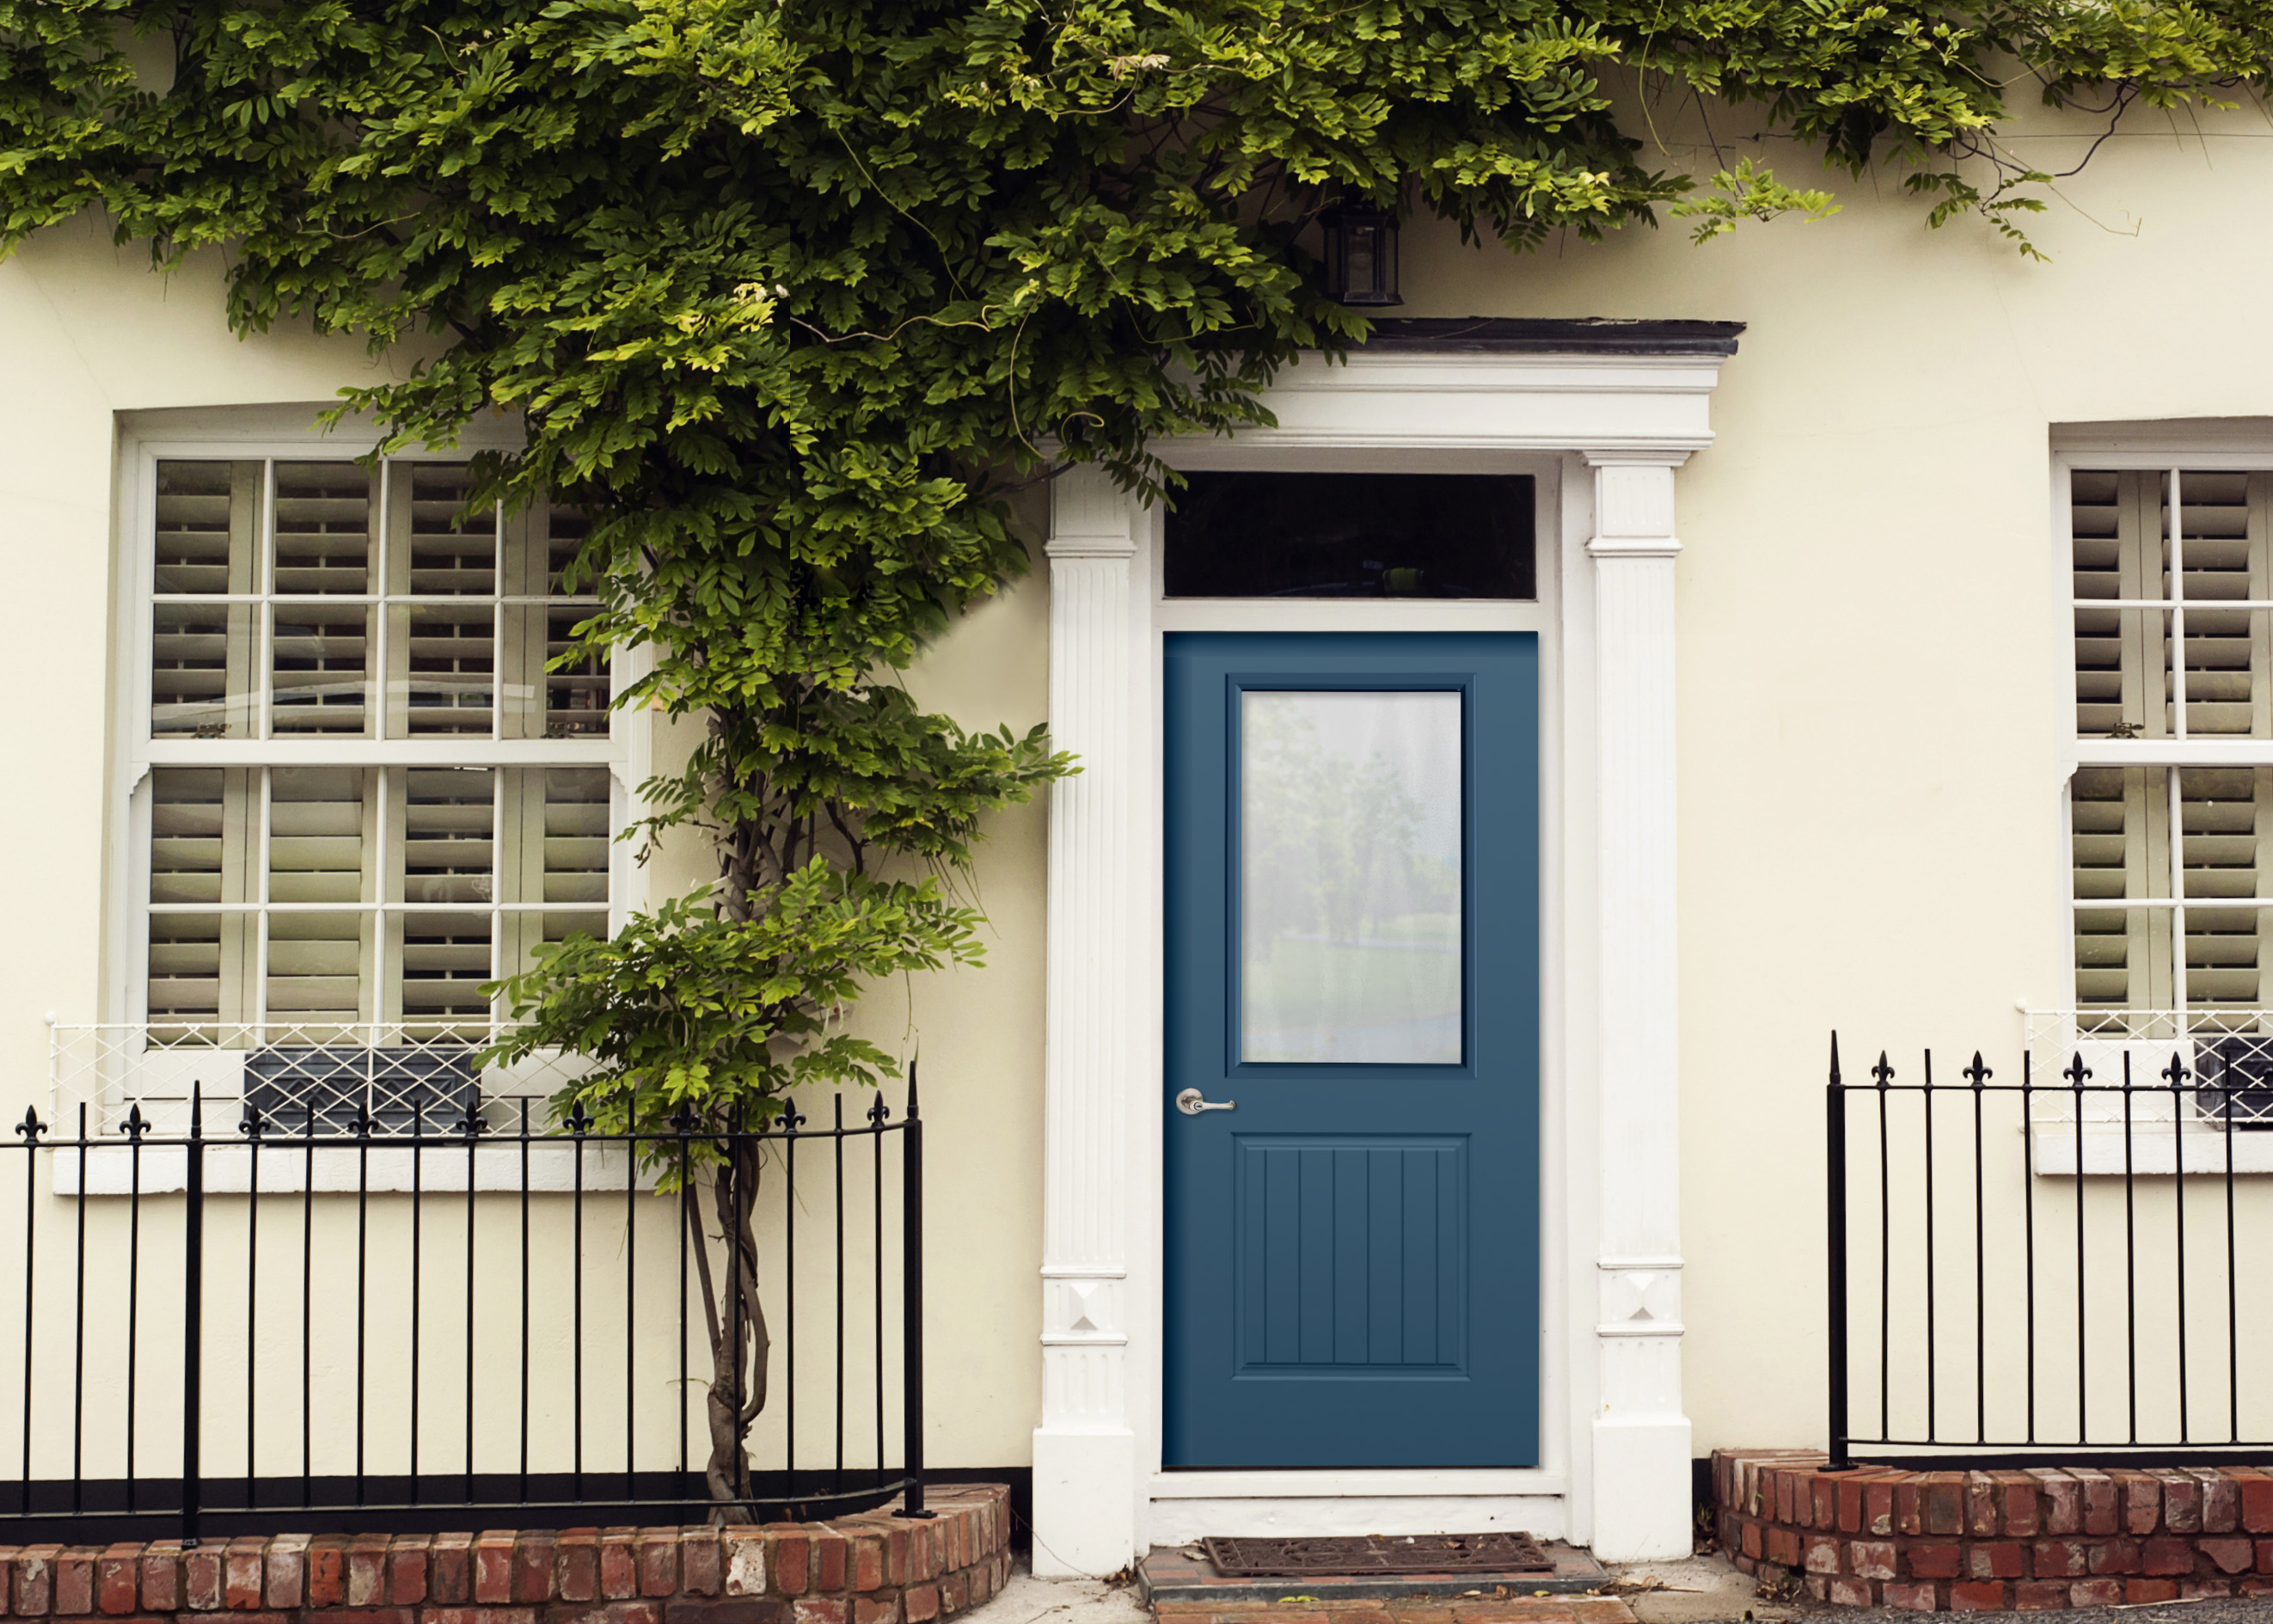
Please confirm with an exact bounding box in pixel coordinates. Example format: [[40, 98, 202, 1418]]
[[5, 0, 2271, 1129]]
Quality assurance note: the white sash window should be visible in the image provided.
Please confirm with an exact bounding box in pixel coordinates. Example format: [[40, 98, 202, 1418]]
[[122, 444, 627, 1046]]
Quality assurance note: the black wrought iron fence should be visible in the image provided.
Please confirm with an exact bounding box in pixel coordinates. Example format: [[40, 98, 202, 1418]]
[[0, 1069, 926, 1543], [1829, 1032, 2273, 1468]]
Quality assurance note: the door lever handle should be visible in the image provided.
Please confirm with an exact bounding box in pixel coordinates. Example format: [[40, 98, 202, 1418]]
[[1175, 1088, 1235, 1116]]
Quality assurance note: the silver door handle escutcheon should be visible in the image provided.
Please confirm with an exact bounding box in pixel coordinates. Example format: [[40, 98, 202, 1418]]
[[1175, 1088, 1235, 1116]]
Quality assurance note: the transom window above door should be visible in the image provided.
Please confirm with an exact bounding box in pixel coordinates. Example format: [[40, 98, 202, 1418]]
[[1165, 471, 1535, 599]]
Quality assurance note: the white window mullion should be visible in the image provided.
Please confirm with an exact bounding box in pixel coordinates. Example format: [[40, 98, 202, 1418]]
[[2169, 469, 2189, 1012], [2172, 467, 2188, 742], [372, 761, 390, 1039], [2170, 764, 2189, 1015], [253, 765, 273, 1045], [258, 461, 276, 743], [493, 591, 506, 745], [490, 766, 505, 1039], [374, 456, 391, 744]]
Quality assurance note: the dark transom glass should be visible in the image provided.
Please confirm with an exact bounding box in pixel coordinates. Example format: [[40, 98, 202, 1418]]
[[1164, 472, 1535, 600]]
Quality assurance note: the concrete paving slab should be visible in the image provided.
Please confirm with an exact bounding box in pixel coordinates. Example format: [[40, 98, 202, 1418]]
[[958, 1565, 1153, 1624], [1602, 1554, 1793, 1624]]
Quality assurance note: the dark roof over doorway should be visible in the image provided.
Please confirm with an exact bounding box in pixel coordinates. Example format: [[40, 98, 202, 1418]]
[[1352, 317, 1744, 355]]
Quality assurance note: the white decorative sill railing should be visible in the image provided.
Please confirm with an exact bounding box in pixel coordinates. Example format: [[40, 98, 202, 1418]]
[[45, 1021, 634, 1193], [2023, 1008, 2273, 1174]]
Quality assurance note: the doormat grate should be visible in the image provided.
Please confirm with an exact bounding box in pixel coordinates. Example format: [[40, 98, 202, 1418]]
[[1201, 1534, 1553, 1577]]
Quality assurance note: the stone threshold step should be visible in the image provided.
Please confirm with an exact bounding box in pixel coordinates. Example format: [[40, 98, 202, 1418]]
[[1139, 1544, 1613, 1605]]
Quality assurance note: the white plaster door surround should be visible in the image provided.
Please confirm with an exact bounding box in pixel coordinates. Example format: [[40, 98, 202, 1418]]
[[1032, 321, 1737, 1573]]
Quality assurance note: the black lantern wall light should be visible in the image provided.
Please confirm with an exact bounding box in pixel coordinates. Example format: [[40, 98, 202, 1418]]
[[1320, 205, 1402, 307]]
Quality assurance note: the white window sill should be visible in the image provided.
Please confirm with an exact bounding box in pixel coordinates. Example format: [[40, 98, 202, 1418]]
[[2030, 1125, 2273, 1176]]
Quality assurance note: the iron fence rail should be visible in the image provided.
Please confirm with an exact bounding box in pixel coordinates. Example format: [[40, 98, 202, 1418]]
[[0, 1072, 926, 1543], [1828, 1032, 2273, 1468]]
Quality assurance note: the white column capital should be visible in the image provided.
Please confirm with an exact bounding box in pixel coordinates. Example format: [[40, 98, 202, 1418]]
[[1586, 458, 1682, 551], [1045, 464, 1139, 560]]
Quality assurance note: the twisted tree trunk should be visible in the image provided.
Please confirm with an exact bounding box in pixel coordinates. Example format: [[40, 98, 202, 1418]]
[[687, 1134, 769, 1523]]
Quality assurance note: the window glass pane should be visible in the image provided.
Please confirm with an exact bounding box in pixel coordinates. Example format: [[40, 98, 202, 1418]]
[[150, 768, 230, 906], [404, 769, 494, 904], [272, 461, 373, 594], [2070, 469, 2127, 738], [267, 913, 367, 1022], [2070, 768, 2140, 902], [269, 767, 368, 903], [154, 461, 259, 594], [2182, 768, 2268, 1008], [395, 910, 493, 1024], [542, 769, 611, 904], [2178, 472, 2260, 736], [406, 463, 496, 595], [547, 500, 591, 595], [271, 605, 373, 734], [1240, 690, 1461, 1063], [152, 462, 260, 738], [494, 768, 610, 978], [2071, 769, 2169, 1009], [266, 768, 370, 1026], [545, 605, 610, 737], [149, 769, 231, 1028], [389, 602, 495, 734], [152, 603, 255, 738], [1167, 472, 1534, 599]]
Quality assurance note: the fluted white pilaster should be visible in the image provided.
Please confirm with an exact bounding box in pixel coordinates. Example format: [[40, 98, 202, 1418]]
[[1032, 465, 1138, 1574], [1586, 453, 1693, 1561]]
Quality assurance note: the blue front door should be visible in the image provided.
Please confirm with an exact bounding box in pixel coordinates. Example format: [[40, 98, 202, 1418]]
[[1163, 632, 1540, 1468]]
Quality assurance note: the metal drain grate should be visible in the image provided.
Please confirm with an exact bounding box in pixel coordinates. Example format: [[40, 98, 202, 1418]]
[[1200, 1533, 1553, 1577]]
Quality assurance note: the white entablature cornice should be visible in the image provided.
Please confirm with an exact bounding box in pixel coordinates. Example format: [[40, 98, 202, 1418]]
[[1161, 350, 1725, 459]]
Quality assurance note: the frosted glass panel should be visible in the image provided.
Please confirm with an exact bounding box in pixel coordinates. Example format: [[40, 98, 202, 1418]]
[[1240, 690, 1462, 1063]]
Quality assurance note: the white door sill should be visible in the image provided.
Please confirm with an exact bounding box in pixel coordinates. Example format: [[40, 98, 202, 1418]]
[[1150, 1468, 1565, 1498]]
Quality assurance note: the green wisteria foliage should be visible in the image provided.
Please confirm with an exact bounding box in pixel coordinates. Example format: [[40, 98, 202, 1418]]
[[8, 0, 2273, 1510]]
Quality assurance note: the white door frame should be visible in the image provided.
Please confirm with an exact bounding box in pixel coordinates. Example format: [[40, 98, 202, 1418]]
[[1030, 345, 1730, 1572]]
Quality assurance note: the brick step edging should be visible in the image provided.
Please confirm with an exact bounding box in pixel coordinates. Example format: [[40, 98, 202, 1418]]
[[0, 1486, 1008, 1624], [1716, 1449, 2273, 1611]]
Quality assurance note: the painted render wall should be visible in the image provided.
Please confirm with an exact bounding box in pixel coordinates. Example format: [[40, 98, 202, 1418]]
[[5, 89, 2273, 1483]]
